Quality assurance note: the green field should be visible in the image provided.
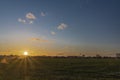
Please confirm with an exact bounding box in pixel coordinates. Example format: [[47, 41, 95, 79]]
[[0, 57, 120, 80]]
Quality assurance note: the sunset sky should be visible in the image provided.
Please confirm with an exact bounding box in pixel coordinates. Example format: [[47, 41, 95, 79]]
[[0, 0, 120, 56]]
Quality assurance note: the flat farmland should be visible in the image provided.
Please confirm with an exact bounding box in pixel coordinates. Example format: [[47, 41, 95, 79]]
[[0, 57, 120, 80]]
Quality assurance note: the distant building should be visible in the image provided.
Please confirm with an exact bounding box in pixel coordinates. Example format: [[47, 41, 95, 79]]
[[116, 53, 120, 58]]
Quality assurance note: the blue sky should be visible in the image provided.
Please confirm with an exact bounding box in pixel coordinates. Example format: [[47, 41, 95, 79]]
[[0, 0, 120, 56]]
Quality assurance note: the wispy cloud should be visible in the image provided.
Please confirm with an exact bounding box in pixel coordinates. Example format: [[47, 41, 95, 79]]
[[40, 12, 46, 17], [31, 37, 55, 44], [26, 12, 36, 20], [57, 23, 68, 30], [31, 38, 48, 42], [51, 31, 56, 35], [18, 18, 26, 24]]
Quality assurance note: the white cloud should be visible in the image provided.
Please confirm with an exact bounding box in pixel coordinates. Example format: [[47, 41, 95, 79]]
[[26, 12, 36, 20], [18, 18, 26, 23], [18, 18, 34, 24], [57, 23, 68, 30], [51, 31, 56, 35], [18, 12, 36, 24], [29, 20, 34, 24], [40, 12, 46, 16]]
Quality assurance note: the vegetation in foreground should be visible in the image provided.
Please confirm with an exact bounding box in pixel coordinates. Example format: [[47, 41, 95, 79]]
[[0, 56, 120, 80]]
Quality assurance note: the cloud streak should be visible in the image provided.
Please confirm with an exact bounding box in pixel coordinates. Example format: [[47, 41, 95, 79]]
[[31, 38, 49, 43]]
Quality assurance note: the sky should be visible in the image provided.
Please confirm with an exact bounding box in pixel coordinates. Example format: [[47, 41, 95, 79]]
[[0, 0, 120, 56]]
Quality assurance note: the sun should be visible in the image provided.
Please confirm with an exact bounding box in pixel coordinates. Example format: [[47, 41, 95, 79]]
[[24, 51, 28, 56]]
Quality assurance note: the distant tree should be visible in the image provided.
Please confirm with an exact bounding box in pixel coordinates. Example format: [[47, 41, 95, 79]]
[[116, 53, 120, 58], [96, 54, 102, 58], [1, 58, 8, 64], [82, 54, 85, 57]]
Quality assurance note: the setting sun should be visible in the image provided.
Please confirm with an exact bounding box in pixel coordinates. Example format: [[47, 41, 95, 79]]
[[24, 51, 28, 56]]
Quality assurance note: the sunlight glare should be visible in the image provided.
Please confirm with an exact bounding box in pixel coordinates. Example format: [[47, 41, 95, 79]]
[[24, 51, 28, 56]]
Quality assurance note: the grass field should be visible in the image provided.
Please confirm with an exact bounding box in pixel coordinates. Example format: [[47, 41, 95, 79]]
[[0, 56, 120, 80]]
